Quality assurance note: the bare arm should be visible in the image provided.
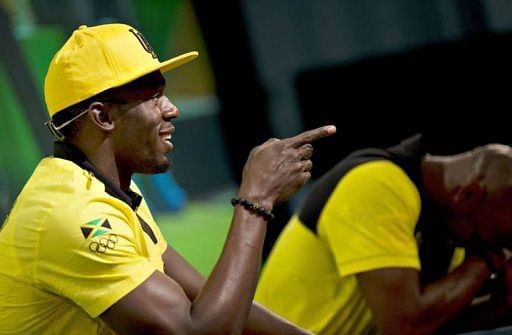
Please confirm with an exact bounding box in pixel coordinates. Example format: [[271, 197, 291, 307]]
[[101, 126, 335, 334], [161, 246, 312, 335], [357, 254, 500, 335], [440, 256, 512, 333]]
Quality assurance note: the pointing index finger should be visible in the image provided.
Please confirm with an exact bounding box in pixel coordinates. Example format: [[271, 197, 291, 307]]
[[287, 125, 337, 148]]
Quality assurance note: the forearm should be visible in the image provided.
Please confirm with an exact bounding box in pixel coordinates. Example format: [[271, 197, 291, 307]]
[[189, 206, 267, 334], [243, 302, 313, 335], [412, 256, 494, 333], [163, 244, 310, 335], [439, 284, 512, 333], [440, 301, 512, 334], [360, 256, 495, 335]]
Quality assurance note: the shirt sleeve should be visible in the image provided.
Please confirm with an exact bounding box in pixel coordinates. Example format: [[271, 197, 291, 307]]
[[34, 197, 161, 317], [318, 160, 422, 277]]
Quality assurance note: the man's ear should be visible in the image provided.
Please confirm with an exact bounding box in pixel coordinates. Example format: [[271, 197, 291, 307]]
[[453, 182, 485, 207], [88, 102, 115, 132]]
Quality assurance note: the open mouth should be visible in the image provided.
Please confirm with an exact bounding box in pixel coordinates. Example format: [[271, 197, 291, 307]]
[[162, 133, 172, 142], [159, 132, 173, 152]]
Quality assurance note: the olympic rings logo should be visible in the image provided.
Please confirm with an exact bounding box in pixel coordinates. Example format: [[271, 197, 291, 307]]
[[89, 234, 118, 253]]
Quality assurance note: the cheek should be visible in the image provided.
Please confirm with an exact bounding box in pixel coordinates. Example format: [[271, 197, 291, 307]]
[[475, 209, 512, 244], [496, 214, 512, 243], [124, 115, 158, 141], [115, 107, 162, 151]]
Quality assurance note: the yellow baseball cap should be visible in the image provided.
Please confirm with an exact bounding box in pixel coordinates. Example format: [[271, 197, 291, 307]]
[[44, 23, 198, 117]]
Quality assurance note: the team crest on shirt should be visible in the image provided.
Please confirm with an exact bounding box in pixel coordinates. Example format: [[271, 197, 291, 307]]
[[80, 218, 118, 253]]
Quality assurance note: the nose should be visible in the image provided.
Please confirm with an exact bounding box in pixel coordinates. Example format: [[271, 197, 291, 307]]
[[160, 96, 179, 120]]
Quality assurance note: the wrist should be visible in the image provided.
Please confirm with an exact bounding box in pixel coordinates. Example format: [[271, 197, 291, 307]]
[[231, 198, 275, 222], [237, 186, 274, 211], [471, 249, 505, 279]]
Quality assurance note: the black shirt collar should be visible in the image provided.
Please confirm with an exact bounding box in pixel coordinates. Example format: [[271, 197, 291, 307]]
[[53, 141, 142, 211]]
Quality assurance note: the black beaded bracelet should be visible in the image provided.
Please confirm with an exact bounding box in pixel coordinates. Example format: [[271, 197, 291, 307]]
[[231, 198, 275, 221]]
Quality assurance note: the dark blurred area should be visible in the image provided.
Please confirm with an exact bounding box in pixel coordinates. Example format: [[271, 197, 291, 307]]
[[296, 31, 512, 177]]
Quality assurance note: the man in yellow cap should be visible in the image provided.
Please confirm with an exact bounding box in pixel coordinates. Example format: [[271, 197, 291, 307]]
[[0, 23, 336, 334]]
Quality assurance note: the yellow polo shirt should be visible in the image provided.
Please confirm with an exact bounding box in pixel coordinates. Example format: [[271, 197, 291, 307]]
[[0, 156, 167, 334], [256, 160, 422, 334]]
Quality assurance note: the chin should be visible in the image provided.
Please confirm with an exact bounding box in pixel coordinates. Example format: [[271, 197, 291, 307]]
[[152, 160, 171, 174], [137, 157, 171, 174], [154, 163, 171, 174]]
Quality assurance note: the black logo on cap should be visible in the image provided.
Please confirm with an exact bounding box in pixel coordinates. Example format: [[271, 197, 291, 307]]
[[129, 28, 158, 59]]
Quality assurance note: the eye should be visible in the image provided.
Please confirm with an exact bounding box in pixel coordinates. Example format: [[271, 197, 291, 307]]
[[151, 92, 163, 101]]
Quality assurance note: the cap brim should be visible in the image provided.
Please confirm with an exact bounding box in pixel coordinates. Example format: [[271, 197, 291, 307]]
[[160, 51, 199, 73]]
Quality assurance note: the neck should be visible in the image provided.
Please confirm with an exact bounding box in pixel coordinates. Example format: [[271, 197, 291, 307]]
[[74, 139, 132, 191]]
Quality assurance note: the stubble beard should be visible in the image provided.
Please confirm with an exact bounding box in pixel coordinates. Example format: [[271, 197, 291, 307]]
[[137, 156, 171, 175]]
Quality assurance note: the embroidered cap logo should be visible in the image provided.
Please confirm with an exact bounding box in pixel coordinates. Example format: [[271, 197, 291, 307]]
[[129, 28, 158, 59]]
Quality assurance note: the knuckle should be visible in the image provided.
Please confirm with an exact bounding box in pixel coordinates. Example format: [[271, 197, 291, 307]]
[[266, 138, 280, 146]]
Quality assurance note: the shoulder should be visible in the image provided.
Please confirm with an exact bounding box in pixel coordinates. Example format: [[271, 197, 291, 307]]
[[27, 161, 139, 258], [318, 160, 422, 237], [319, 161, 423, 274], [6, 157, 131, 237], [328, 160, 420, 212]]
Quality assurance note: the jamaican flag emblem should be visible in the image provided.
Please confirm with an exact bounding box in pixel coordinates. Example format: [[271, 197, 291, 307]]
[[80, 218, 112, 239]]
